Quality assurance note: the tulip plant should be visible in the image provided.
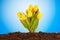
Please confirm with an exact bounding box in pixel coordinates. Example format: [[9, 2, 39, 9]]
[[17, 4, 42, 32]]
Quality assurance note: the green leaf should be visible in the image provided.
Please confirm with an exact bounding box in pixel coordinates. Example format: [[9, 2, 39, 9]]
[[33, 19, 39, 32], [20, 20, 28, 29], [31, 19, 39, 32], [20, 20, 31, 32], [31, 14, 36, 24]]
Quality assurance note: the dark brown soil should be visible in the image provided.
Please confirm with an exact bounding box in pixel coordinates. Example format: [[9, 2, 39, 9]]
[[0, 32, 60, 40]]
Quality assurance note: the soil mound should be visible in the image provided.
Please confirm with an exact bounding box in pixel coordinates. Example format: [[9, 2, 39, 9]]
[[0, 32, 60, 40]]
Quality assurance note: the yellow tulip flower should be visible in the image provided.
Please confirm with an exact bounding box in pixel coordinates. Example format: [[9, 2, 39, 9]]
[[17, 12, 26, 20], [37, 12, 42, 19], [27, 10, 32, 17], [22, 14, 26, 20], [17, 12, 22, 18], [29, 4, 33, 11], [33, 5, 38, 12]]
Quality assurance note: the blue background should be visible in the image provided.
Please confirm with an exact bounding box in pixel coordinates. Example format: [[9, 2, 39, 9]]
[[0, 0, 60, 34]]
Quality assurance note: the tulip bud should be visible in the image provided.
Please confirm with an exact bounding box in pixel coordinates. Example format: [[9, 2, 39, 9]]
[[22, 14, 26, 20], [37, 12, 42, 19], [27, 10, 32, 17], [33, 5, 38, 12], [29, 4, 33, 11], [17, 12, 22, 18]]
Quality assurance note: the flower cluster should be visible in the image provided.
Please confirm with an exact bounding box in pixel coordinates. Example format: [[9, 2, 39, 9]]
[[17, 4, 42, 32]]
